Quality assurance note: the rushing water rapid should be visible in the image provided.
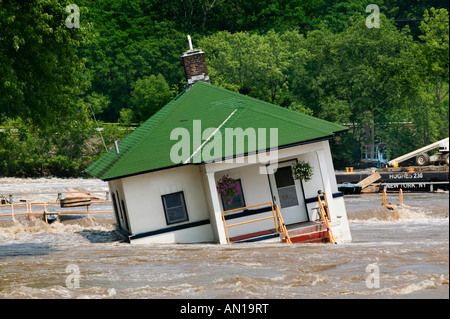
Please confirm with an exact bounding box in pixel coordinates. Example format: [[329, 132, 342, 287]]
[[0, 178, 448, 299]]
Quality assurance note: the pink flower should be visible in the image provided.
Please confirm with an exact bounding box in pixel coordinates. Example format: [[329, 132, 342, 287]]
[[217, 175, 240, 204]]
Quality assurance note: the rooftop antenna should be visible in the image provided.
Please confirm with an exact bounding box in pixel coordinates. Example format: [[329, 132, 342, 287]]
[[187, 35, 193, 51]]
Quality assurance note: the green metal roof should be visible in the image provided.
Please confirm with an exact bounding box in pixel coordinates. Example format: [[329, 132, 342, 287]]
[[85, 82, 347, 181]]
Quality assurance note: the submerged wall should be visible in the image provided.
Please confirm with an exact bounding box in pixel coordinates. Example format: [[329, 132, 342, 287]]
[[119, 165, 215, 243]]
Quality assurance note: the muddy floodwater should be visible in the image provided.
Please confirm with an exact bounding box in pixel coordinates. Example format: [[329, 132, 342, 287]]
[[0, 178, 448, 299]]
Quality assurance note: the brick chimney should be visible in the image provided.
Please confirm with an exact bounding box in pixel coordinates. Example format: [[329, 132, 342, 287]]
[[181, 35, 210, 88]]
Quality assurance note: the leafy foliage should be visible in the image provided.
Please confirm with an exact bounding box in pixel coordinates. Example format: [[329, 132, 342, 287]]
[[292, 161, 313, 182], [0, 0, 448, 176], [0, 0, 90, 126], [131, 74, 174, 121]]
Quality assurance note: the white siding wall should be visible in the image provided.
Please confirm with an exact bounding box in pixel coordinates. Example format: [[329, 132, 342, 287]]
[[300, 141, 352, 242], [321, 141, 352, 242], [119, 165, 214, 243], [108, 179, 131, 233]]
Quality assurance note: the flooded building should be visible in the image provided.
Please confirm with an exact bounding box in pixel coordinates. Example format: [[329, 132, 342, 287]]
[[85, 40, 352, 244]]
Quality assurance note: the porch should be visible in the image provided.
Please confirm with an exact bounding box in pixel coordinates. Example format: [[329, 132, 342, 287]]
[[202, 141, 350, 244], [229, 221, 330, 244], [221, 201, 333, 244]]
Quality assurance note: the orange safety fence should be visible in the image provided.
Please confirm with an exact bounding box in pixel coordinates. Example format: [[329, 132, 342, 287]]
[[0, 201, 114, 222], [0, 202, 29, 222], [221, 202, 280, 244], [382, 188, 403, 209]]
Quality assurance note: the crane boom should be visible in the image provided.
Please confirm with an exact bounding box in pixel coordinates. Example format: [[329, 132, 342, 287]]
[[388, 137, 449, 166]]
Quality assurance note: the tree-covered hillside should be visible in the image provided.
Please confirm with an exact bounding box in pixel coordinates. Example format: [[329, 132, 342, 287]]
[[0, 0, 448, 177]]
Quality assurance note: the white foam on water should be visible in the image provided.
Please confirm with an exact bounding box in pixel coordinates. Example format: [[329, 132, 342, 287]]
[[0, 177, 109, 202], [0, 284, 119, 299], [348, 205, 449, 223], [0, 218, 119, 247], [366, 275, 449, 297], [394, 276, 447, 295], [0, 179, 448, 299]]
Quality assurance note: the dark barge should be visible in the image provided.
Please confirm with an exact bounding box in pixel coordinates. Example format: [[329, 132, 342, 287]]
[[336, 166, 449, 193]]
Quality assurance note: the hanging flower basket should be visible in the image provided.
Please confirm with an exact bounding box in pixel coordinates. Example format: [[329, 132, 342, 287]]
[[291, 161, 313, 182], [217, 175, 241, 205]]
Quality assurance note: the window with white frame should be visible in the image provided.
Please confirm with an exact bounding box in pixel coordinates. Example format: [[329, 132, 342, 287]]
[[161, 191, 189, 225]]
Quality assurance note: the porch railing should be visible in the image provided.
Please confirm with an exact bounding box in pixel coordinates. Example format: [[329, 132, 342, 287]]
[[275, 204, 292, 243], [317, 191, 336, 244], [221, 202, 280, 244]]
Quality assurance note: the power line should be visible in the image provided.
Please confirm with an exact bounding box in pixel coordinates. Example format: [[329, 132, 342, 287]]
[[394, 18, 424, 22]]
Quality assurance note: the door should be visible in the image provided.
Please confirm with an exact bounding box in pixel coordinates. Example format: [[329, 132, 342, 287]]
[[267, 160, 308, 225]]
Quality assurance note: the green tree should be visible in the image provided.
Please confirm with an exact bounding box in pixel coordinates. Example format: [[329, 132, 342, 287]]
[[300, 15, 420, 157], [418, 8, 449, 104], [82, 92, 111, 116], [199, 30, 308, 106], [130, 74, 173, 121], [0, 0, 90, 126], [397, 7, 450, 146], [77, 0, 186, 122], [118, 108, 135, 125]]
